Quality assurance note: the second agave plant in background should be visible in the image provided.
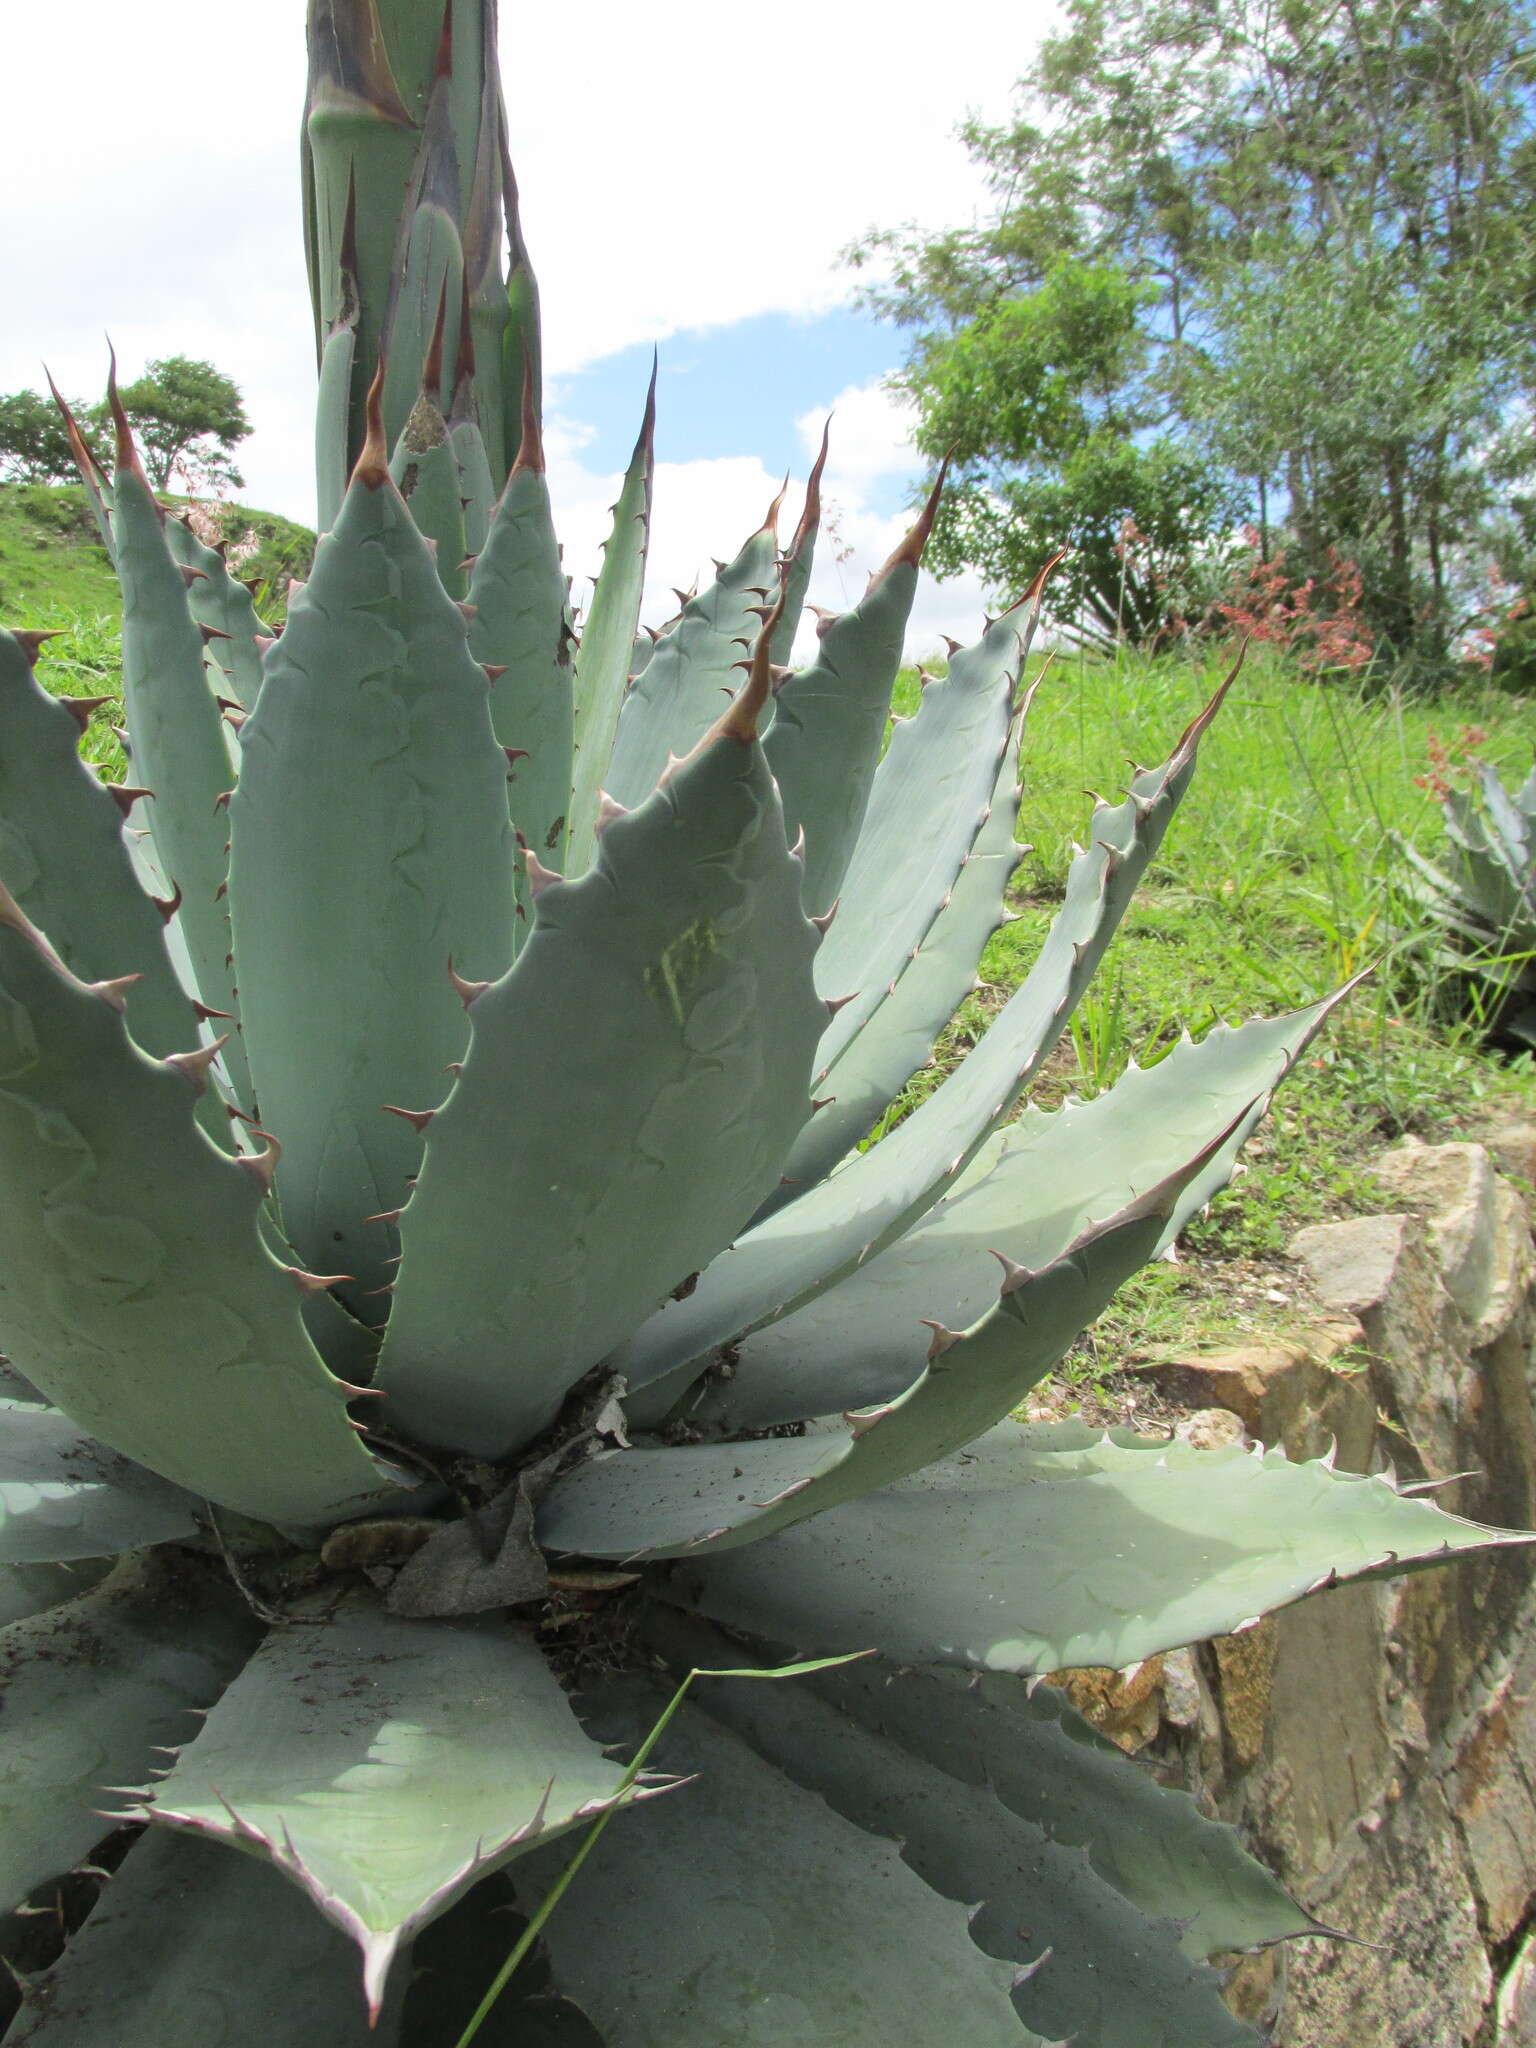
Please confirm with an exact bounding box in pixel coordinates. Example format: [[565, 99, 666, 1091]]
[[0, 2, 1529, 2044]]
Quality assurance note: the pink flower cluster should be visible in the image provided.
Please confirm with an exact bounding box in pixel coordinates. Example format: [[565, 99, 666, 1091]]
[[1214, 528, 1374, 676]]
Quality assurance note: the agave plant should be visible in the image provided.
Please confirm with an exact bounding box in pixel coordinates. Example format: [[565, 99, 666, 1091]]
[[1401, 758, 1536, 1047], [0, 4, 1527, 2043]]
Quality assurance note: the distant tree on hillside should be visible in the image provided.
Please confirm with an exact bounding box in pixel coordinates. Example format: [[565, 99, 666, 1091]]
[[112, 357, 251, 493], [0, 389, 99, 485], [0, 357, 251, 496]]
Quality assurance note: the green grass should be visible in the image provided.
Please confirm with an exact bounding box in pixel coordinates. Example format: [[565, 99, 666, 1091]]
[[0, 482, 313, 628], [887, 643, 1536, 1386]]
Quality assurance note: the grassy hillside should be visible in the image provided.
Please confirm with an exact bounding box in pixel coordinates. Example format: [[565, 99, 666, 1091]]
[[0, 483, 314, 625]]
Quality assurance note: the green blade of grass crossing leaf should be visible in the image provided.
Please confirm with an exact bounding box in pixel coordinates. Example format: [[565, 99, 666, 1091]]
[[455, 1650, 872, 2048]]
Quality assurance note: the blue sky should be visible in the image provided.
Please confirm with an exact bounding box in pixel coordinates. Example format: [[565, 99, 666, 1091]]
[[555, 308, 910, 509]]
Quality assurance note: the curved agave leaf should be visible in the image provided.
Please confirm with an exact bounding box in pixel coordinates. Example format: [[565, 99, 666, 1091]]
[[799, 568, 1041, 1044], [675, 1636, 1257, 2048], [109, 419, 251, 1111], [378, 65, 466, 465], [450, 410, 497, 560], [603, 512, 780, 811], [0, 1401, 199, 1563], [0, 885, 392, 1526], [759, 713, 1026, 1210], [468, 401, 574, 875], [377, 667, 825, 1457], [768, 421, 828, 665], [0, 1554, 255, 1912], [227, 409, 517, 1305], [618, 668, 1235, 1408], [700, 991, 1348, 1430], [538, 1137, 1216, 1561], [0, 628, 229, 1147], [161, 513, 269, 713], [565, 375, 656, 877], [4, 1827, 387, 2047], [809, 1659, 1320, 1959], [512, 1677, 1032, 2046], [141, 1592, 644, 2018], [389, 386, 469, 600], [669, 1419, 1536, 1673], [760, 517, 929, 917]]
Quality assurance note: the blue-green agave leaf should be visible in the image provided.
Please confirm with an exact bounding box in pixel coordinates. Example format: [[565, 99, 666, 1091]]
[[767, 421, 828, 666], [4, 1827, 386, 2047], [806, 578, 1044, 1068], [0, 628, 230, 1147], [762, 486, 941, 919], [107, 405, 251, 1111], [603, 511, 781, 811], [677, 1634, 1258, 2048], [388, 383, 469, 600], [809, 1658, 1321, 1959], [767, 705, 1026, 1205], [0, 1554, 255, 1912], [0, 1401, 200, 1562], [670, 1419, 1536, 1674], [450, 410, 496, 560], [539, 1135, 1216, 1560], [0, 885, 394, 1525], [376, 661, 825, 1457], [227, 404, 517, 1306], [617, 668, 1235, 1406], [565, 372, 656, 876], [141, 1592, 644, 2019], [468, 399, 574, 877], [513, 1678, 1032, 2046], [699, 991, 1350, 1430], [161, 513, 269, 713]]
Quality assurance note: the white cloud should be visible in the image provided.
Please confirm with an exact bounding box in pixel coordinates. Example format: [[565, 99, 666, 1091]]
[[0, 0, 1051, 525], [542, 378, 996, 665]]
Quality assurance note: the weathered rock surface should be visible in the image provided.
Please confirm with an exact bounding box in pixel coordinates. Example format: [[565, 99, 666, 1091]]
[[1090, 1135, 1536, 2045]]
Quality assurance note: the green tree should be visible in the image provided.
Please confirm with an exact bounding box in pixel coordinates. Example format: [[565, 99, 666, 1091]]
[[853, 0, 1536, 673], [0, 358, 253, 499], [111, 356, 252, 493], [892, 253, 1242, 644], [0, 388, 101, 485]]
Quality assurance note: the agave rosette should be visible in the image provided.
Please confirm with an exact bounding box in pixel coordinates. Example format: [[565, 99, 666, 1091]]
[[0, 3, 1528, 2043]]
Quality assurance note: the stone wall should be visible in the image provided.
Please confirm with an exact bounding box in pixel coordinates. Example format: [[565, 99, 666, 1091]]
[[1059, 1132, 1536, 2045]]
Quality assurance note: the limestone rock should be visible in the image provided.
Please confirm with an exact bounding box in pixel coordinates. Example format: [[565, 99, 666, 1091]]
[[1272, 1781, 1491, 2048], [1289, 1211, 1469, 1483], [1374, 1139, 1532, 1347], [1173, 1405, 1249, 1451], [1131, 1320, 1370, 1464], [1448, 1632, 1536, 1942]]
